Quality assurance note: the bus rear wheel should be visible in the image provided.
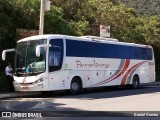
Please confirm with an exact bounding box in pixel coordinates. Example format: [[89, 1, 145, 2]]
[[132, 75, 140, 89], [69, 78, 82, 95]]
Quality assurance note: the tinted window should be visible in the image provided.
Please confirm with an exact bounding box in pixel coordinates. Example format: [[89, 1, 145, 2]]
[[66, 39, 152, 60]]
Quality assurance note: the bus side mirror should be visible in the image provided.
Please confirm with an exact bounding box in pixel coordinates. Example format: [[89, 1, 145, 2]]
[[36, 44, 51, 57], [2, 51, 6, 61], [2, 49, 15, 61], [36, 46, 41, 57]]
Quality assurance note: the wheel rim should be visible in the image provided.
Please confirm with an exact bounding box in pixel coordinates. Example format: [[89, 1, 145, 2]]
[[133, 80, 137, 88], [72, 82, 79, 91]]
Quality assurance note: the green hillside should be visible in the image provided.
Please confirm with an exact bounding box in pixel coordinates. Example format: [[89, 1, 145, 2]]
[[116, 0, 160, 17]]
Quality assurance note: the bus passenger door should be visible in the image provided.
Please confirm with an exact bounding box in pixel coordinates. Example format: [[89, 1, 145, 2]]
[[48, 38, 65, 90]]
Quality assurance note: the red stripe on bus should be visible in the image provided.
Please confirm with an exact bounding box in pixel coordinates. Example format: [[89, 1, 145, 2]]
[[95, 59, 130, 86], [112, 59, 130, 80], [121, 61, 145, 85]]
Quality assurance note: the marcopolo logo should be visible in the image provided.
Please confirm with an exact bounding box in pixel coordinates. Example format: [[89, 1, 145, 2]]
[[2, 112, 11, 117]]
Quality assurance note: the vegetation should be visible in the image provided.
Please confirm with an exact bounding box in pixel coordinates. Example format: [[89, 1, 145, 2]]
[[0, 0, 160, 80], [116, 0, 160, 17]]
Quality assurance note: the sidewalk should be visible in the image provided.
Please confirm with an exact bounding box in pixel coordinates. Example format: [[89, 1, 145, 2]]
[[0, 91, 41, 99]]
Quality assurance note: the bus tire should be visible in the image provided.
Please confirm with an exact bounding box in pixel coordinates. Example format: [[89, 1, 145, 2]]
[[132, 75, 140, 89], [69, 78, 82, 95]]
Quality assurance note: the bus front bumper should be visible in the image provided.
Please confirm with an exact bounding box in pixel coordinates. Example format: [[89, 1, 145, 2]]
[[13, 81, 45, 91]]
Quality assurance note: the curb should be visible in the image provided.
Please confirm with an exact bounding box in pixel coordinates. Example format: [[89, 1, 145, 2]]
[[0, 92, 41, 99]]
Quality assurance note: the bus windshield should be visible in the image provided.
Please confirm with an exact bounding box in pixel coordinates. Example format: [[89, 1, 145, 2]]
[[15, 39, 46, 76]]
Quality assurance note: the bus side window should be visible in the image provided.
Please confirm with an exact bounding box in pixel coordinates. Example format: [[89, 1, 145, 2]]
[[49, 51, 54, 66], [145, 48, 152, 60], [49, 39, 63, 72], [49, 51, 61, 66]]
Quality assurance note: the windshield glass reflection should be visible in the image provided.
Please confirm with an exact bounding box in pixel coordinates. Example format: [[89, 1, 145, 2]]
[[15, 39, 46, 76]]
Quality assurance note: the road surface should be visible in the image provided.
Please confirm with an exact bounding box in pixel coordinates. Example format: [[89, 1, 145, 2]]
[[0, 84, 160, 119]]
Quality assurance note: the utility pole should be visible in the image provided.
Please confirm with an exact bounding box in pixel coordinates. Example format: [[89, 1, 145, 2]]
[[39, 0, 45, 35], [39, 0, 50, 35]]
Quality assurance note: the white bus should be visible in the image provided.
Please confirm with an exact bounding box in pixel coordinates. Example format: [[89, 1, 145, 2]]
[[2, 35, 155, 94]]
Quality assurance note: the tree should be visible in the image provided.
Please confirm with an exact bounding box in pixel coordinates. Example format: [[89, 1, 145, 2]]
[[1, 0, 160, 80]]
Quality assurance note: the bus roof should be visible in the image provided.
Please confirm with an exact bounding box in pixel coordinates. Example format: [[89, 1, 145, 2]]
[[17, 34, 152, 48]]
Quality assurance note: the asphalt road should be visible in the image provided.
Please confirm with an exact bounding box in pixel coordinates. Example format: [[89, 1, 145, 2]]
[[0, 84, 160, 119]]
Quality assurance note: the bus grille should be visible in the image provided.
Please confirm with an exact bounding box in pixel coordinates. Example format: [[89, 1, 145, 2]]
[[19, 83, 33, 86]]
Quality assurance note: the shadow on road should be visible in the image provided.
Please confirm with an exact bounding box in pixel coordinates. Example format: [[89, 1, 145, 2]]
[[24, 84, 160, 100], [69, 85, 160, 99], [0, 85, 160, 118]]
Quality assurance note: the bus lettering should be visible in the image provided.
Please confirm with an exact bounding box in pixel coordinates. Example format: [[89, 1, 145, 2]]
[[76, 59, 109, 69]]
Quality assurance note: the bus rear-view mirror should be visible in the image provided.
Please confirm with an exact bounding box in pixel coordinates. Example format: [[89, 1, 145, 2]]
[[2, 49, 15, 61], [2, 51, 6, 61], [36, 44, 51, 57], [36, 46, 41, 57]]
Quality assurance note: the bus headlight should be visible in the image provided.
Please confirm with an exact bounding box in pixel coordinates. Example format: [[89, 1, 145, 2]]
[[34, 78, 44, 84]]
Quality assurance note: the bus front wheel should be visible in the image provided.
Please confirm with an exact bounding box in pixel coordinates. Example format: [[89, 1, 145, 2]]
[[69, 78, 82, 95]]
